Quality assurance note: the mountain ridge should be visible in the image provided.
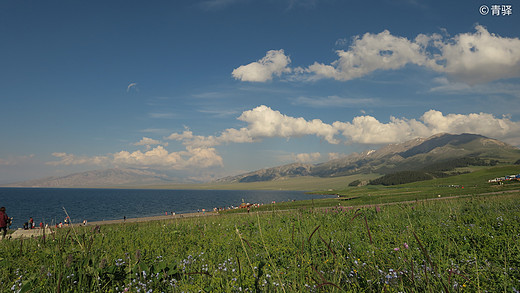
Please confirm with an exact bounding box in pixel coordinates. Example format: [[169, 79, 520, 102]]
[[217, 133, 520, 183], [2, 168, 176, 188], [4, 133, 519, 188]]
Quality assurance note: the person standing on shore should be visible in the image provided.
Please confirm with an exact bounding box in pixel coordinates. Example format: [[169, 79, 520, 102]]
[[0, 207, 10, 240]]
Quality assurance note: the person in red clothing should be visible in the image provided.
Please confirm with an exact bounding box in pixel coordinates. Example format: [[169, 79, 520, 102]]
[[0, 207, 10, 240]]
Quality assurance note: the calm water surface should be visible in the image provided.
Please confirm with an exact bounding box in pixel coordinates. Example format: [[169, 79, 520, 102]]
[[0, 188, 331, 228]]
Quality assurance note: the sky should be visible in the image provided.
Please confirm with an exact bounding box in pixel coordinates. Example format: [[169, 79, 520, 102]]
[[0, 0, 519, 183]]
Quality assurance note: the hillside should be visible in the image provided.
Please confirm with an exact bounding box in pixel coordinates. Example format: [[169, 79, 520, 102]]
[[3, 168, 176, 188], [5, 133, 519, 189], [218, 133, 520, 183]]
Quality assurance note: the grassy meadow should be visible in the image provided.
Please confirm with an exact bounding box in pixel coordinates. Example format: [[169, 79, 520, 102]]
[[1, 165, 520, 292]]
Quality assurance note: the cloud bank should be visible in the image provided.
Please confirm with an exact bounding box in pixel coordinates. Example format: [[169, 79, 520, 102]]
[[47, 106, 520, 170], [166, 105, 520, 147], [233, 26, 520, 84]]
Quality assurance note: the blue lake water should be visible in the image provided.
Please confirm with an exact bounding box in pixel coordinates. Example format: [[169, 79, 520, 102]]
[[0, 188, 331, 228]]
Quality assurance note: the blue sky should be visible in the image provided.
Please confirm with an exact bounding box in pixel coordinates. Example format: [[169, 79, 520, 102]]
[[1, 0, 519, 183]]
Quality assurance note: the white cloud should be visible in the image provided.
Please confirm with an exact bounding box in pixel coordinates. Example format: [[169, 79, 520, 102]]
[[166, 105, 520, 147], [166, 130, 220, 147], [334, 110, 520, 145], [421, 110, 518, 140], [166, 105, 340, 146], [293, 152, 321, 163], [236, 26, 520, 84], [333, 115, 431, 144], [236, 105, 339, 143], [134, 137, 167, 146], [232, 50, 291, 82], [134, 137, 168, 150], [434, 25, 520, 84], [48, 146, 223, 171], [47, 106, 520, 172], [307, 30, 432, 81], [113, 146, 223, 170]]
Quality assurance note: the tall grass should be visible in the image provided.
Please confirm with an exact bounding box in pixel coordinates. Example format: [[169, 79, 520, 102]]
[[1, 193, 519, 292]]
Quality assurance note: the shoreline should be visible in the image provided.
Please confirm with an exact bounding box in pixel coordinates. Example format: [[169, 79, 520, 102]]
[[85, 210, 219, 226], [7, 211, 219, 239]]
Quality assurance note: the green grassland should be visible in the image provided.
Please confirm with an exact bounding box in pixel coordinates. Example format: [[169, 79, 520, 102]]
[[142, 173, 381, 191], [1, 165, 519, 292]]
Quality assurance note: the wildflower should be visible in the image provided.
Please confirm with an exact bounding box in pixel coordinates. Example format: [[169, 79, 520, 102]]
[[393, 247, 399, 251], [403, 243, 409, 249]]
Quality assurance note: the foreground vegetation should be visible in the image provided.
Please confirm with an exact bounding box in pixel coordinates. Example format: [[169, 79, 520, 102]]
[[1, 189, 519, 292]]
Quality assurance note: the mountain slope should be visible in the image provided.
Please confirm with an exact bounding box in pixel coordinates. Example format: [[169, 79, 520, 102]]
[[218, 133, 520, 183], [6, 133, 519, 188], [3, 168, 175, 188]]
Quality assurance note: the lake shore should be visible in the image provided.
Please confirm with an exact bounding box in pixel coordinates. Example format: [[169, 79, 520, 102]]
[[85, 210, 219, 226]]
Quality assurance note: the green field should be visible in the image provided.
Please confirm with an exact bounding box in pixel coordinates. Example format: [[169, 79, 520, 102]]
[[1, 165, 519, 292], [136, 173, 381, 191]]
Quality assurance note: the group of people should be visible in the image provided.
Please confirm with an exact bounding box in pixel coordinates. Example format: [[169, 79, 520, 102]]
[[0, 207, 79, 240]]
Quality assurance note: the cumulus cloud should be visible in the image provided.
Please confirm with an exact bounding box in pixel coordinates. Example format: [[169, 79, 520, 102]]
[[48, 146, 223, 171], [47, 106, 520, 171], [166, 105, 520, 147], [435, 25, 520, 84], [333, 115, 431, 144], [113, 146, 223, 170], [421, 110, 518, 139], [293, 152, 321, 163], [236, 105, 339, 143], [313, 25, 520, 83], [166, 130, 220, 147], [232, 50, 291, 82], [334, 110, 520, 145], [133, 137, 169, 150], [236, 26, 520, 84], [166, 105, 339, 147], [307, 30, 433, 81]]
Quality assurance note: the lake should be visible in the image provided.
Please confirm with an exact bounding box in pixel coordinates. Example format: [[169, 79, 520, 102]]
[[0, 188, 331, 228]]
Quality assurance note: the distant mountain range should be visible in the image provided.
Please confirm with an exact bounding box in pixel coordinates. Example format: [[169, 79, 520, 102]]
[[2, 168, 176, 188], [216, 133, 520, 183], [4, 133, 520, 188]]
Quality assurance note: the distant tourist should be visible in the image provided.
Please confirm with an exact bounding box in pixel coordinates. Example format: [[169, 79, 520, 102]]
[[0, 207, 10, 240], [124, 216, 126, 222], [83, 219, 87, 226], [29, 217, 34, 229]]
